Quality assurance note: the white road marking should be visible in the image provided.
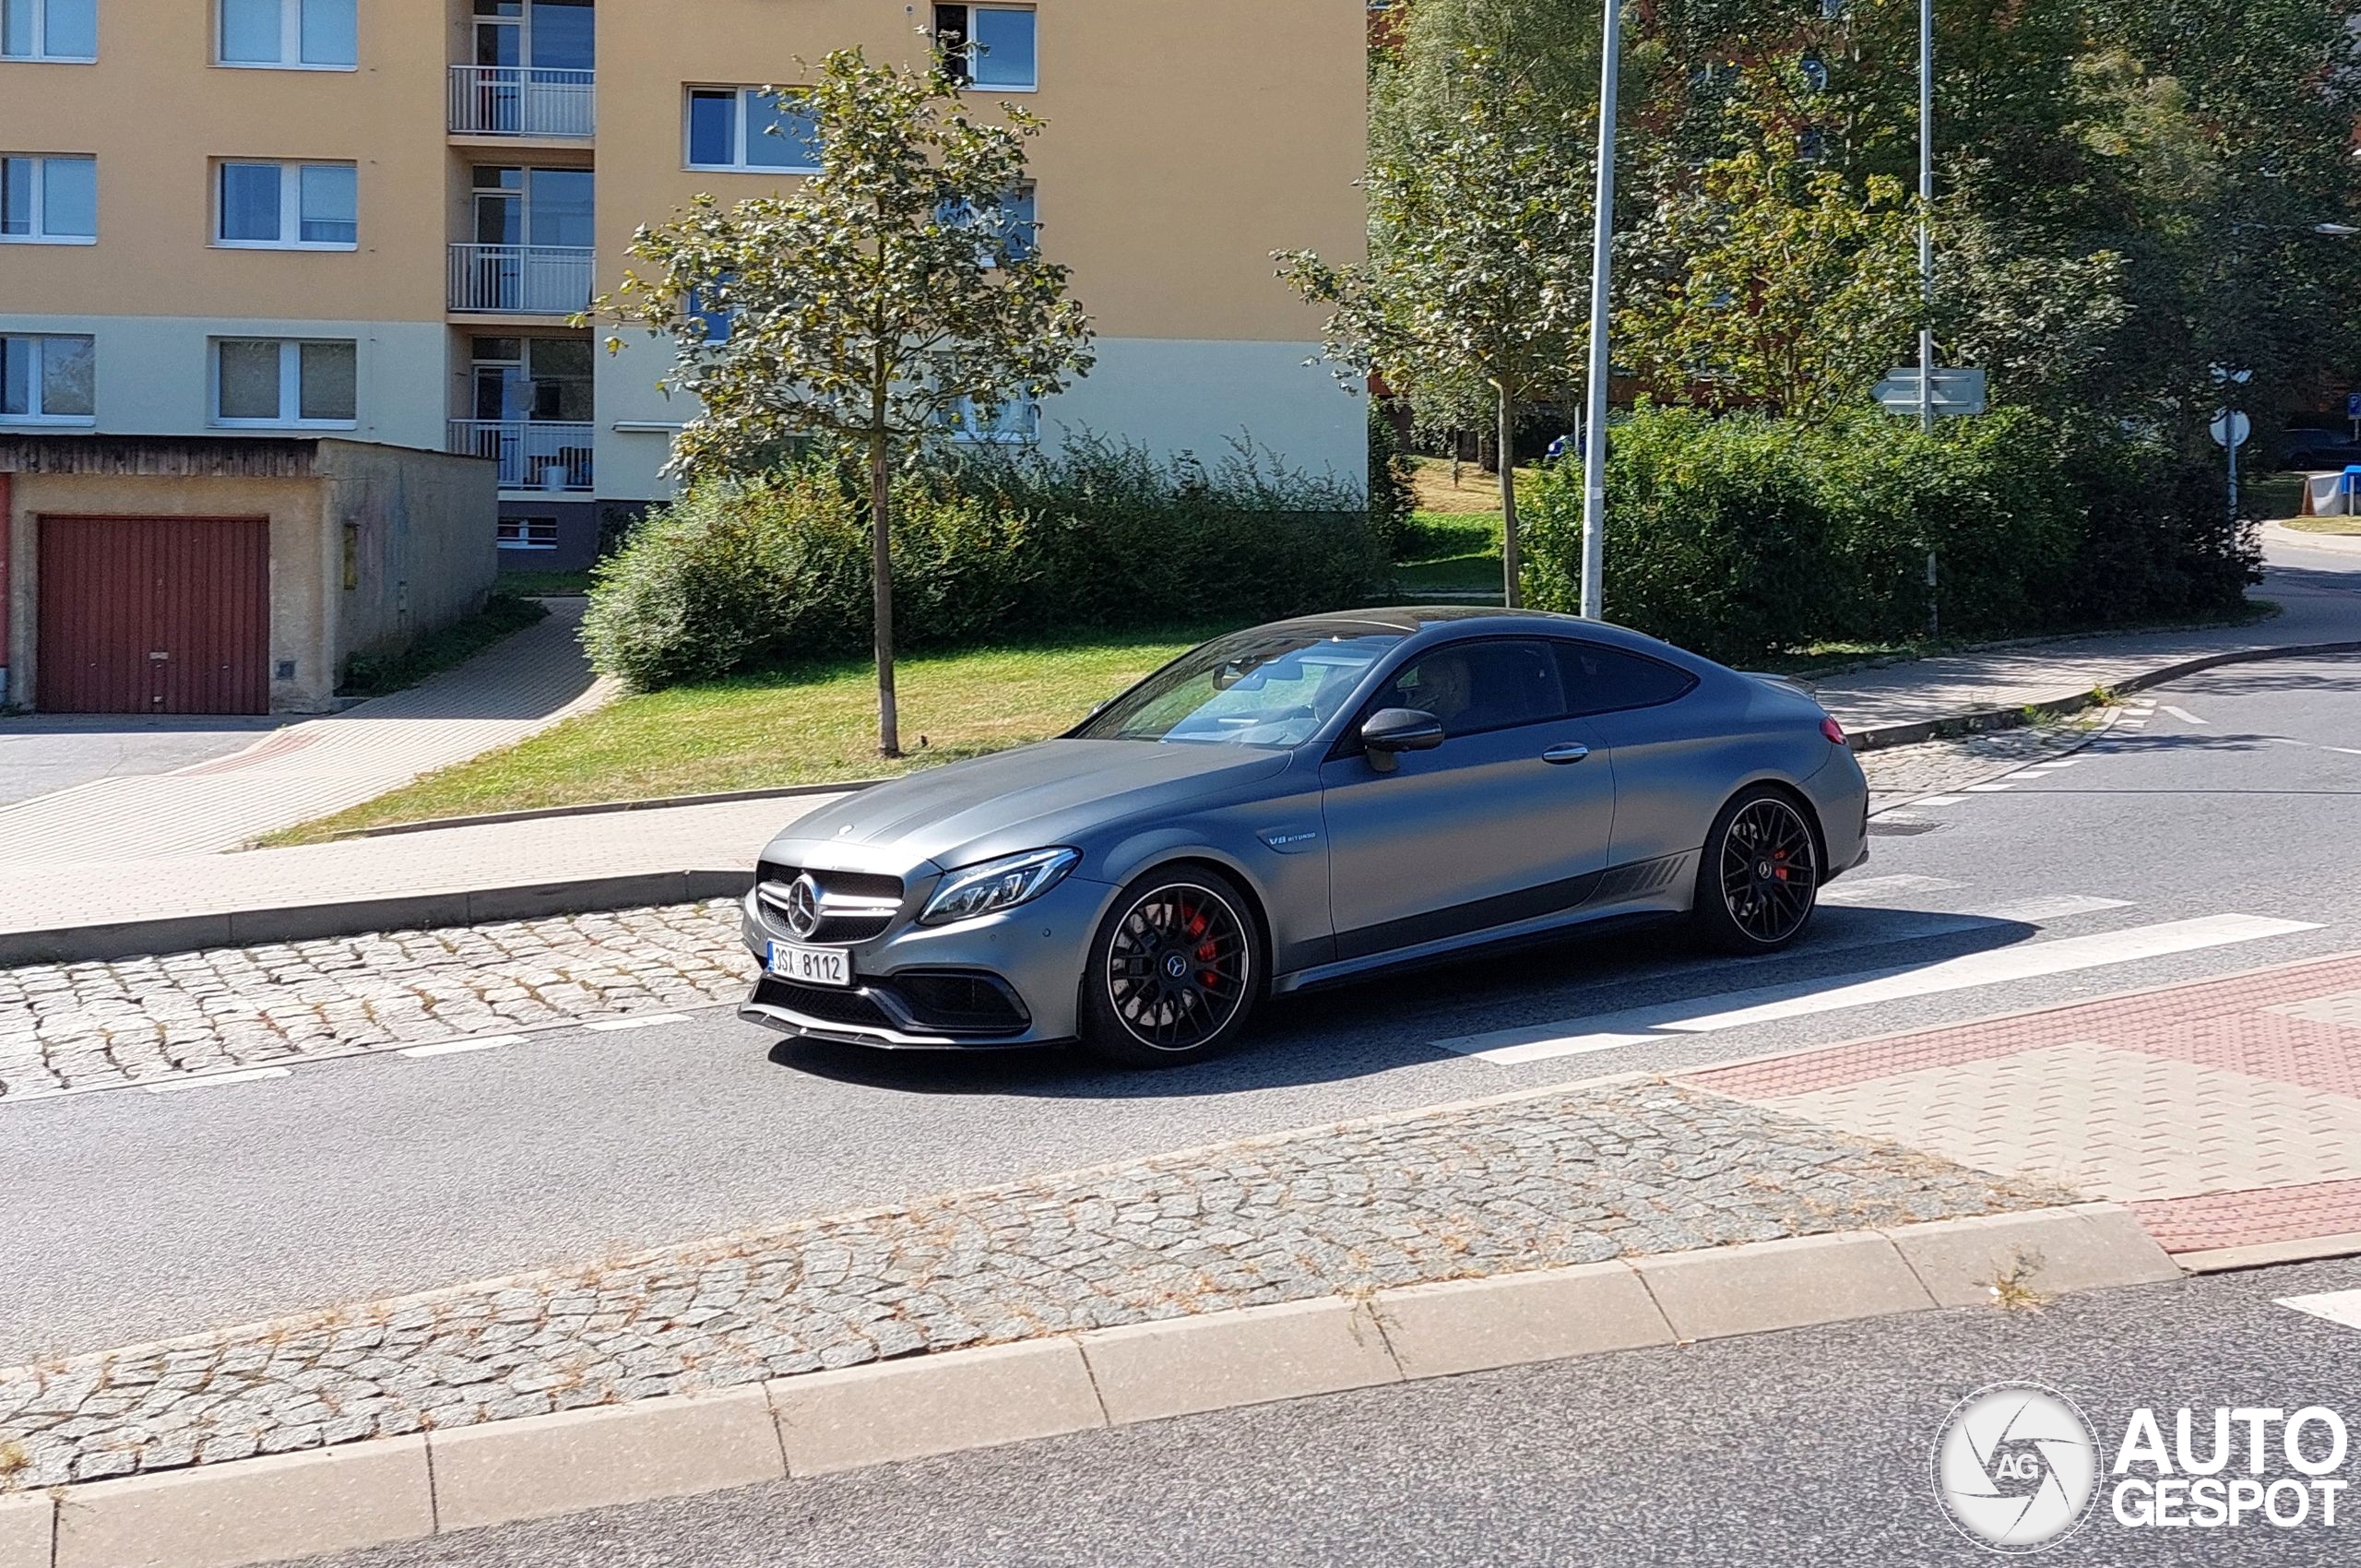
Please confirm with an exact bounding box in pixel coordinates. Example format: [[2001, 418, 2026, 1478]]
[[146, 1067, 291, 1093], [584, 1014, 692, 1032], [399, 1034, 525, 1059], [2160, 705, 2208, 725], [1437, 914, 2319, 1063], [2328, 746, 2361, 757], [1914, 795, 1970, 806], [2280, 1289, 2361, 1332], [1819, 874, 1964, 906], [1977, 894, 2133, 922], [1964, 783, 2017, 792]]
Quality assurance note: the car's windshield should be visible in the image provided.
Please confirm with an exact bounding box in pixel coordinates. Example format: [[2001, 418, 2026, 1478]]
[[1073, 627, 1406, 747]]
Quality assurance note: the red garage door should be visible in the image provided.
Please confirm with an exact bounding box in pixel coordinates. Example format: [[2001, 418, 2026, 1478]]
[[37, 516, 271, 715]]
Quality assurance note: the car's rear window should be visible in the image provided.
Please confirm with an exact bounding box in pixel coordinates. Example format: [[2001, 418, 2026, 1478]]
[[1554, 641, 1699, 716]]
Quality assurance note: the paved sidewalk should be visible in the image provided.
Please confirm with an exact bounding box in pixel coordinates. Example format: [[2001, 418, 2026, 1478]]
[[0, 1077, 2062, 1488], [0, 600, 611, 863], [1684, 950, 2361, 1261]]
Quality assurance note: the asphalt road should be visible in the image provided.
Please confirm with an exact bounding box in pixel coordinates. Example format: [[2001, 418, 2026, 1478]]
[[306, 1254, 2361, 1567], [6, 635, 2358, 1363], [0, 714, 285, 807]]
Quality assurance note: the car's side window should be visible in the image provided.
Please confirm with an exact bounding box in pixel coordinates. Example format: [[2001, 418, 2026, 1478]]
[[1553, 640, 1699, 717], [1366, 639, 1570, 739]]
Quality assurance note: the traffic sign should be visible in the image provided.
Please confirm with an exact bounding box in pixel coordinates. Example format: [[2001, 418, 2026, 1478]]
[[2344, 391, 2361, 422], [1873, 367, 1987, 416], [2209, 410, 2252, 450]]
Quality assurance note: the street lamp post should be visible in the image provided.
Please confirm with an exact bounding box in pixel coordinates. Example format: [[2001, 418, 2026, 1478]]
[[1916, 0, 1934, 434], [1577, 0, 1622, 621]]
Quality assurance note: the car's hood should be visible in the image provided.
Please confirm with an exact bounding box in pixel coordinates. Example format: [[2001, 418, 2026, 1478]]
[[767, 739, 1293, 874]]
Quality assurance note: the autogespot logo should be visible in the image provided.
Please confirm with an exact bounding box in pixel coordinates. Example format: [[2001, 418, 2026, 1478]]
[[1933, 1383, 2102, 1553]]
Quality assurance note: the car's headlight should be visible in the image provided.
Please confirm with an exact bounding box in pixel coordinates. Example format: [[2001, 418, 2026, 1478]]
[[919, 848, 1082, 927]]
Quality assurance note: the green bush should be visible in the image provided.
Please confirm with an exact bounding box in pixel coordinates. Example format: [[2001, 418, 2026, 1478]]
[[1521, 404, 2248, 664], [1367, 401, 1418, 560], [584, 437, 1383, 691]]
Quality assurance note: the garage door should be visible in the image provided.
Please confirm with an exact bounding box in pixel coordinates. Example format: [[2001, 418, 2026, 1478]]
[[37, 516, 271, 715]]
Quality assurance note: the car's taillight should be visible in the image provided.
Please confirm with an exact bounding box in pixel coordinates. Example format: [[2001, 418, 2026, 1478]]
[[1821, 716, 1847, 745]]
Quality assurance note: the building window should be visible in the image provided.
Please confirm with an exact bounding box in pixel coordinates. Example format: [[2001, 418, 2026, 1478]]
[[211, 338, 357, 427], [947, 394, 1038, 444], [496, 516, 561, 550], [219, 0, 356, 68], [0, 333, 94, 422], [941, 185, 1036, 266], [935, 6, 1037, 90], [216, 160, 357, 248], [0, 153, 95, 242], [2, 0, 97, 61], [685, 88, 821, 173]]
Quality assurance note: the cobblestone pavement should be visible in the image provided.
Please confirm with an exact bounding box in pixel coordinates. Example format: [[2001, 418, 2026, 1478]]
[[0, 901, 746, 1099], [0, 1078, 2068, 1489], [1855, 710, 2110, 812]]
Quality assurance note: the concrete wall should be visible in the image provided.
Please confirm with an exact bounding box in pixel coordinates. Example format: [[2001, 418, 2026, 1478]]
[[316, 442, 499, 664]]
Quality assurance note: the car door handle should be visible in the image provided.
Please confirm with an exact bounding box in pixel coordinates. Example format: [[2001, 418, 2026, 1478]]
[[1542, 742, 1591, 766]]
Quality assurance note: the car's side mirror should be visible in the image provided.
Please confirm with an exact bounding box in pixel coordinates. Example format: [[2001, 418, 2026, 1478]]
[[1360, 707, 1444, 773]]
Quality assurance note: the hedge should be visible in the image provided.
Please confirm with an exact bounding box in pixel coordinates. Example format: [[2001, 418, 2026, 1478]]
[[1520, 405, 2254, 664], [583, 437, 1382, 690]]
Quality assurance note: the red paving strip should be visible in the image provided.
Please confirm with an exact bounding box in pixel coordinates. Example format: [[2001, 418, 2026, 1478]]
[[1687, 952, 2361, 1101], [2130, 1178, 2361, 1253], [172, 728, 320, 777]]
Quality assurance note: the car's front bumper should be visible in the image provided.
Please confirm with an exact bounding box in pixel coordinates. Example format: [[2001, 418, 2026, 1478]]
[[738, 874, 1118, 1050]]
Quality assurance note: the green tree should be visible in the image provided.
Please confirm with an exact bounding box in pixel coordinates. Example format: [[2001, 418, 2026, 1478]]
[[594, 47, 1094, 756], [1278, 53, 1592, 606], [1618, 89, 1922, 420]]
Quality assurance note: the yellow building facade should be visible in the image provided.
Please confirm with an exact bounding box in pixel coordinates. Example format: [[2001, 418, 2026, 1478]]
[[1, 0, 1367, 567]]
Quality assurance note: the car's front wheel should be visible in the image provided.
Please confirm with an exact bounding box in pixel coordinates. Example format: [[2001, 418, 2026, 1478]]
[[1692, 786, 1821, 954], [1076, 866, 1262, 1067]]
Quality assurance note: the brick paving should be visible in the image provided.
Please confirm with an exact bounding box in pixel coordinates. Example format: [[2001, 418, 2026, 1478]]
[[1685, 953, 2361, 1253], [0, 902, 747, 1099], [0, 1078, 2067, 1489]]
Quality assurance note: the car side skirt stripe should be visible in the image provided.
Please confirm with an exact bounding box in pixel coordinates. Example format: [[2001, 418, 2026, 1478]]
[[1329, 851, 1693, 964]]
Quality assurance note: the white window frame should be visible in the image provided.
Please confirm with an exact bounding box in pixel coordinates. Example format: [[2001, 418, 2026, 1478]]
[[215, 0, 357, 71], [212, 160, 357, 251], [682, 87, 821, 174], [208, 337, 359, 429], [947, 394, 1039, 445], [0, 152, 96, 244], [0, 332, 96, 424], [1, 0, 98, 62], [496, 516, 561, 551], [939, 5, 1038, 93]]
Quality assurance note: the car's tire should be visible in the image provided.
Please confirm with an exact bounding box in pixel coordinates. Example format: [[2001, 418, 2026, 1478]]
[[1691, 786, 1821, 955], [1075, 865, 1264, 1068]]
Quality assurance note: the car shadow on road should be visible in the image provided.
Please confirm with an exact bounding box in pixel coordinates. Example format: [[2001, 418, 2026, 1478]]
[[765, 906, 2068, 1100]]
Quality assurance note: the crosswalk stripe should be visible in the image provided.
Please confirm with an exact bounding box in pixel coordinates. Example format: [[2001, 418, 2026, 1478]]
[[1438, 914, 2319, 1063], [584, 1014, 692, 1032], [2280, 1289, 2361, 1331], [399, 1035, 524, 1059], [1914, 794, 1969, 806], [146, 1066, 291, 1093], [2161, 705, 2208, 725], [1819, 874, 1964, 906]]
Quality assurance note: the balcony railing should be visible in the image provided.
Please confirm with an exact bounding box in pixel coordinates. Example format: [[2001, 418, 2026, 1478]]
[[449, 65, 596, 138], [448, 244, 595, 315], [449, 420, 595, 492]]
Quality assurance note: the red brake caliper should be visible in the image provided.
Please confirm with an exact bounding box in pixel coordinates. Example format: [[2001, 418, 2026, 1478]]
[[1773, 848, 1789, 883], [1186, 903, 1220, 991]]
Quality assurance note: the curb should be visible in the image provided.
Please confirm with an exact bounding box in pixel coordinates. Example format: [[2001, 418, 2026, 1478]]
[[0, 1205, 2180, 1568], [0, 870, 753, 968]]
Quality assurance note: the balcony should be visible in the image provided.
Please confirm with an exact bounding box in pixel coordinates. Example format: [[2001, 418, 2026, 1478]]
[[448, 244, 594, 315], [450, 420, 595, 492], [449, 65, 596, 138]]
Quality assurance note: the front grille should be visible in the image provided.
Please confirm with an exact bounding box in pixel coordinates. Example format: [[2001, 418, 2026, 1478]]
[[753, 862, 906, 944], [893, 970, 1030, 1035], [753, 974, 895, 1029]]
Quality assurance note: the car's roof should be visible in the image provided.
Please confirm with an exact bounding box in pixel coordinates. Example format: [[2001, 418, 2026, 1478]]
[[1260, 606, 1701, 661]]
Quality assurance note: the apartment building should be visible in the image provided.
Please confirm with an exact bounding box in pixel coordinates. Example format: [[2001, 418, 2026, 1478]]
[[1, 0, 1368, 580]]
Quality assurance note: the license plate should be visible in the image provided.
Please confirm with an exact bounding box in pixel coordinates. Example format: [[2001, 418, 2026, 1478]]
[[768, 942, 850, 988]]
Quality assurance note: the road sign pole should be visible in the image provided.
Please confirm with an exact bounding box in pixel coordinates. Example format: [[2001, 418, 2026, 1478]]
[[2228, 424, 2239, 527], [1577, 0, 1622, 621], [1917, 0, 1934, 434]]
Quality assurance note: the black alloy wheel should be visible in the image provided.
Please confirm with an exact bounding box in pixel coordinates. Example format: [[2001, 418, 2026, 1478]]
[[1694, 789, 1821, 953], [1078, 869, 1261, 1066]]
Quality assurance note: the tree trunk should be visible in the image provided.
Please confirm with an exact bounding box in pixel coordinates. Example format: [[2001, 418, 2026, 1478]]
[[1497, 385, 1522, 610], [870, 429, 901, 758]]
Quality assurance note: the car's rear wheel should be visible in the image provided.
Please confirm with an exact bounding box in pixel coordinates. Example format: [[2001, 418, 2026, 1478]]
[[1692, 787, 1821, 954], [1076, 866, 1262, 1067]]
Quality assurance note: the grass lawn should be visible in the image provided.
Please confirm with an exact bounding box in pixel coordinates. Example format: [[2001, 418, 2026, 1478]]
[[1408, 455, 1539, 515], [1394, 511, 1505, 596], [339, 594, 547, 699], [2283, 514, 2361, 536], [265, 626, 1224, 844], [2244, 471, 2306, 523]]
